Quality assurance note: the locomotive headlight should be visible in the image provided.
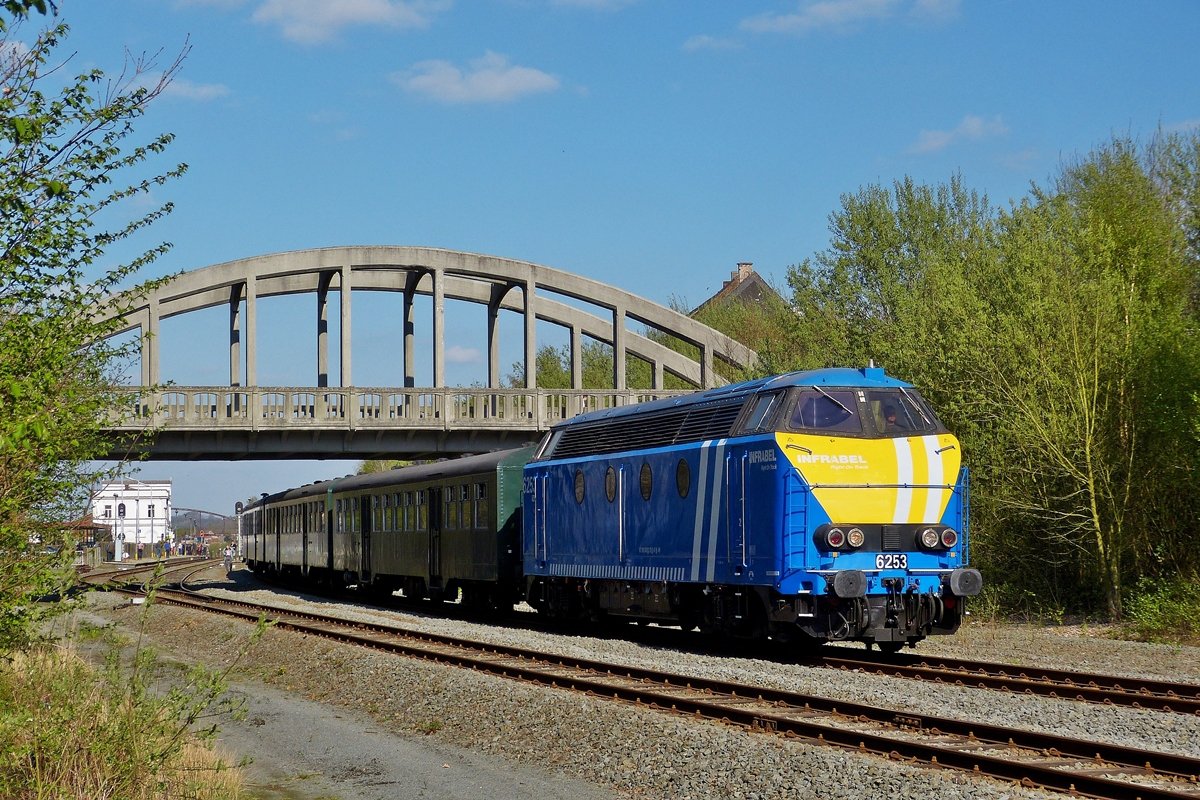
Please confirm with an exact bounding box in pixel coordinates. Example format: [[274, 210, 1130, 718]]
[[825, 528, 846, 548], [941, 528, 959, 548], [846, 528, 865, 548], [920, 528, 940, 549]]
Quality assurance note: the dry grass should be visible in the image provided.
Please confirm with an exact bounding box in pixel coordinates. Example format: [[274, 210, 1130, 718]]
[[0, 647, 244, 800]]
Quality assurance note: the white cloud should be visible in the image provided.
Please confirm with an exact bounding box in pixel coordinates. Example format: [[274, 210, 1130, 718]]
[[909, 114, 1009, 154], [682, 34, 741, 52], [1000, 148, 1039, 170], [446, 345, 480, 363], [252, 0, 448, 44], [162, 77, 231, 101], [741, 0, 956, 34], [1166, 118, 1200, 133], [393, 52, 560, 104], [911, 0, 960, 20], [741, 0, 899, 34], [550, 0, 638, 9]]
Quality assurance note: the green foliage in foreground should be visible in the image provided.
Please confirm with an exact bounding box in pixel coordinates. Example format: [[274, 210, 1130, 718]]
[[0, 17, 183, 649]]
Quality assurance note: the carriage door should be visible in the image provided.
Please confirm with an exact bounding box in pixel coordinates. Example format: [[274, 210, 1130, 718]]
[[326, 493, 335, 572], [429, 487, 442, 587], [301, 502, 309, 574], [274, 508, 281, 571], [361, 495, 373, 582], [727, 449, 748, 576]]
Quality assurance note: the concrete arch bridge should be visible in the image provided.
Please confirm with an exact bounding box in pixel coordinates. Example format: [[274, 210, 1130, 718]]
[[99, 247, 757, 461]]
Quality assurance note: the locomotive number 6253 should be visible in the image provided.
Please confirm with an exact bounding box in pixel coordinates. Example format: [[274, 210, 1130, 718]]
[[875, 554, 908, 570]]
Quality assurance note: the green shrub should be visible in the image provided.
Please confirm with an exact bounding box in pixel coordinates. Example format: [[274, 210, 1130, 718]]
[[1124, 575, 1200, 644]]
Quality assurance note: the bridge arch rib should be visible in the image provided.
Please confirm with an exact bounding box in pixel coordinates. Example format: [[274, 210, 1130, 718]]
[[98, 247, 758, 460], [103, 246, 756, 391]]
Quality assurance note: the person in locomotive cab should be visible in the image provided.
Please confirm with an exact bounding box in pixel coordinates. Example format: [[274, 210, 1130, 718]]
[[882, 404, 904, 432]]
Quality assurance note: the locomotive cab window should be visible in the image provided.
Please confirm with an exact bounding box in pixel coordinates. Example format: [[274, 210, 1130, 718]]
[[787, 389, 862, 433], [864, 389, 941, 436]]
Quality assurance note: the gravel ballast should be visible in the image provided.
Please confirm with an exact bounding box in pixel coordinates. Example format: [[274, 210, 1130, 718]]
[[90, 590, 1057, 800], [191, 570, 1200, 762]]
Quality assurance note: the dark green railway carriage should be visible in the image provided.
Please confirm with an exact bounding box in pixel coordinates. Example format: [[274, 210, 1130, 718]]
[[240, 447, 533, 603]]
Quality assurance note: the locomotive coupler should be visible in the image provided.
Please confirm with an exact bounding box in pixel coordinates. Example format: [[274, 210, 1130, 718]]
[[882, 578, 904, 629]]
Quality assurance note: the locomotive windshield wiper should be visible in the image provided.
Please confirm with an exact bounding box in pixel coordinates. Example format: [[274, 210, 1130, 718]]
[[814, 385, 853, 415], [900, 387, 932, 428]]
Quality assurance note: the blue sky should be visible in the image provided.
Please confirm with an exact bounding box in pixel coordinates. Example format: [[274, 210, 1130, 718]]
[[57, 0, 1198, 514]]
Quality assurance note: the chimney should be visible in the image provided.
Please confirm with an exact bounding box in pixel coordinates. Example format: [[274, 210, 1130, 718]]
[[737, 262, 753, 281]]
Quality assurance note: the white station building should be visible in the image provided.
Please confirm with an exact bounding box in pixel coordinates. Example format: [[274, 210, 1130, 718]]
[[91, 479, 173, 558]]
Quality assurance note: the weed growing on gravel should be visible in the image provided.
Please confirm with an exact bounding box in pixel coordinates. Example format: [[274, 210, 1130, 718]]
[[1123, 575, 1200, 645], [418, 718, 444, 735]]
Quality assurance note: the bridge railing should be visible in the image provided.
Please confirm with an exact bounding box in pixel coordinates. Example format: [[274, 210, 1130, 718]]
[[114, 386, 694, 432]]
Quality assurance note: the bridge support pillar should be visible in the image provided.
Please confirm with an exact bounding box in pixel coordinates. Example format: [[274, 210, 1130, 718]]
[[701, 344, 713, 389], [245, 276, 257, 387], [340, 265, 352, 387], [613, 306, 626, 391], [317, 271, 333, 388], [140, 297, 159, 386], [524, 277, 536, 390], [433, 268, 445, 388], [487, 283, 508, 390], [403, 272, 418, 388], [570, 324, 582, 390], [653, 360, 664, 390], [229, 284, 243, 386]]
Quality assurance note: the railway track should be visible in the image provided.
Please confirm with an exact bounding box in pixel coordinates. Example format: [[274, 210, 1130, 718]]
[[242, 569, 1200, 718], [123, 565, 1200, 800], [810, 649, 1200, 716], [78, 556, 216, 590]]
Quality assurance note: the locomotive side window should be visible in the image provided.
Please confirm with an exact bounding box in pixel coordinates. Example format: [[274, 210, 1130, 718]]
[[676, 458, 690, 498], [788, 389, 862, 433], [639, 462, 653, 501], [605, 466, 617, 503], [574, 469, 585, 504], [743, 392, 783, 432]]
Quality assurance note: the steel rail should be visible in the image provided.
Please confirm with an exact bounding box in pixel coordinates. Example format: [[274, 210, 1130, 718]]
[[245, 568, 1200, 717], [135, 574, 1200, 800], [811, 650, 1200, 716]]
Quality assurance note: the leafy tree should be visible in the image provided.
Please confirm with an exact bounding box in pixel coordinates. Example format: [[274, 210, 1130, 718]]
[[0, 15, 184, 650]]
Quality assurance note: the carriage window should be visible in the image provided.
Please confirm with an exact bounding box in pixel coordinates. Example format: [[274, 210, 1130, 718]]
[[788, 389, 862, 433], [475, 483, 488, 528], [445, 486, 458, 530], [416, 490, 427, 531], [351, 497, 360, 532], [336, 499, 343, 533]]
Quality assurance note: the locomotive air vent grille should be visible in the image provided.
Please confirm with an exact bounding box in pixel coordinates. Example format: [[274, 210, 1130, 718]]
[[882, 526, 902, 551], [549, 400, 747, 459]]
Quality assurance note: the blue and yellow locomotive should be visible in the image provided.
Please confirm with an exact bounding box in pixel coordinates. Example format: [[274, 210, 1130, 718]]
[[522, 366, 981, 651]]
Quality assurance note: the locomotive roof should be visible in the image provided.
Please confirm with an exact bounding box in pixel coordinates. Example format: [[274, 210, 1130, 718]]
[[244, 446, 534, 512], [552, 366, 912, 430]]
